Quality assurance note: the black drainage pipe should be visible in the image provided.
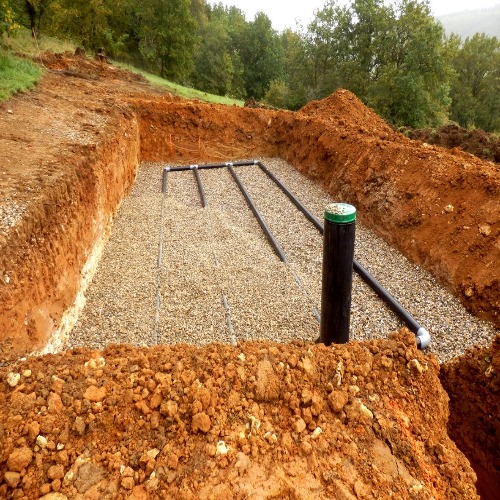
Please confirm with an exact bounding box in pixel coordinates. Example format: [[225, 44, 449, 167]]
[[167, 159, 257, 172], [257, 163, 430, 349], [227, 163, 287, 263], [191, 165, 208, 208]]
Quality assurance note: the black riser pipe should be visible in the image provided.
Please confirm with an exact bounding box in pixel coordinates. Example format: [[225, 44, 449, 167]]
[[227, 165, 287, 263], [257, 164, 430, 349], [320, 205, 356, 345]]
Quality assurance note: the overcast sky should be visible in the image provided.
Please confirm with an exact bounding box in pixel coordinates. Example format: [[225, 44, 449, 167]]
[[216, 0, 500, 31]]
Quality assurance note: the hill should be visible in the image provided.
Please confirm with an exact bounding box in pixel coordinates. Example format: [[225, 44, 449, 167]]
[[438, 4, 500, 38]]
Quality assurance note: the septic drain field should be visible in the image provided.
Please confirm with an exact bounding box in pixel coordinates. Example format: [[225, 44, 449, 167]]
[[69, 158, 496, 363], [0, 54, 499, 498]]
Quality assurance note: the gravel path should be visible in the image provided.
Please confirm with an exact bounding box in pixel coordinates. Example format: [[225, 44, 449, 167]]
[[68, 158, 498, 362]]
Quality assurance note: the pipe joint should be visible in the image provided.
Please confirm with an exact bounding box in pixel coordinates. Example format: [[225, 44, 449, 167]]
[[164, 167, 170, 172], [253, 159, 259, 165], [225, 162, 234, 167], [416, 327, 431, 349], [190, 164, 199, 170]]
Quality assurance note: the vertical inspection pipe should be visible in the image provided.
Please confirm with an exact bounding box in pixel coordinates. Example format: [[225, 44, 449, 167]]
[[320, 203, 357, 345], [162, 167, 170, 194]]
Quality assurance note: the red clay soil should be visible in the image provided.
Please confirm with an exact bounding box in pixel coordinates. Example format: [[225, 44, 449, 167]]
[[1, 54, 499, 361], [404, 124, 500, 164], [0, 330, 479, 499], [0, 53, 498, 498], [441, 337, 500, 500]]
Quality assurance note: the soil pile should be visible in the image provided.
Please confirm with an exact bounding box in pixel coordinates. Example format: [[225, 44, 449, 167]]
[[1, 330, 478, 499], [441, 336, 500, 499], [41, 52, 148, 84], [404, 124, 500, 164]]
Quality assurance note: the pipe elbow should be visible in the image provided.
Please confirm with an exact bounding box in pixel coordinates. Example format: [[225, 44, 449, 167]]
[[416, 327, 431, 350]]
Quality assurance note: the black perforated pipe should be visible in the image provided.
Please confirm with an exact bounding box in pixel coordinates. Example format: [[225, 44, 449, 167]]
[[192, 166, 207, 208], [257, 162, 430, 349], [227, 164, 287, 263]]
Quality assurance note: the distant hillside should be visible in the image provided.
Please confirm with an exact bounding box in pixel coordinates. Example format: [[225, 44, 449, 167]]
[[438, 4, 500, 39]]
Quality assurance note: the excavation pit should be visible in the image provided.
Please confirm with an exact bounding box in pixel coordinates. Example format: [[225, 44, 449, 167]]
[[0, 54, 498, 498]]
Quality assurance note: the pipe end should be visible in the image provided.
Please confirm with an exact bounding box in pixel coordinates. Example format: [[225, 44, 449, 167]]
[[416, 327, 431, 350]]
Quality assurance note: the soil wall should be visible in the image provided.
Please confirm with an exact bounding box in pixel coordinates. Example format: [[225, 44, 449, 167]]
[[1, 61, 498, 360], [0, 106, 140, 360]]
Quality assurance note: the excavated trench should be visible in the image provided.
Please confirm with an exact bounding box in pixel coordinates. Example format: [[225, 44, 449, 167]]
[[0, 59, 498, 498]]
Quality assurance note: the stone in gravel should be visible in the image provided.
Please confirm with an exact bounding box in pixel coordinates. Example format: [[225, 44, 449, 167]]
[[7, 446, 33, 471], [235, 452, 250, 475], [48, 393, 64, 414], [28, 422, 40, 441], [121, 477, 135, 490], [192, 412, 211, 433], [255, 359, 280, 401], [294, 418, 307, 433], [48, 464, 65, 480], [6, 372, 20, 387], [83, 385, 106, 402], [36, 435, 48, 448], [39, 493, 69, 500], [327, 390, 349, 413], [74, 462, 104, 494], [73, 416, 86, 436], [4, 471, 21, 488]]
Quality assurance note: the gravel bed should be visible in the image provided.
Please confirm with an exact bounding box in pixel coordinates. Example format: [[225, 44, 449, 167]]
[[67, 158, 498, 362], [68, 165, 162, 349]]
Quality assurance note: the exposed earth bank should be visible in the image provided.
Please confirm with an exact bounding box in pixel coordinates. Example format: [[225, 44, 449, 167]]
[[0, 330, 480, 499], [0, 53, 499, 498]]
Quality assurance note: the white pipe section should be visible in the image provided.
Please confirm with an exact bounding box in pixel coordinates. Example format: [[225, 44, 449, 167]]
[[417, 327, 431, 349]]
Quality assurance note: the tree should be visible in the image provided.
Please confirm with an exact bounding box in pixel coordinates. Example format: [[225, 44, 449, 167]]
[[1, 1, 19, 35], [10, 0, 53, 37], [136, 0, 196, 80], [237, 12, 284, 99], [369, 0, 451, 127], [449, 34, 500, 131]]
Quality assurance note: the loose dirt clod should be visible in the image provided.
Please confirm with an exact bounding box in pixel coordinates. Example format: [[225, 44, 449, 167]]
[[0, 331, 480, 498]]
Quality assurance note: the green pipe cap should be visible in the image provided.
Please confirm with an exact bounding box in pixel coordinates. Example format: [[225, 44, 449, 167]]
[[324, 203, 356, 224]]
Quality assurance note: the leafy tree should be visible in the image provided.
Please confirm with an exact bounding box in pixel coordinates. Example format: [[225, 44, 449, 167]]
[[191, 15, 236, 96], [449, 34, 500, 131], [369, 0, 451, 127], [238, 12, 284, 99], [135, 0, 196, 80], [10, 0, 53, 37], [1, 1, 19, 35], [302, 1, 352, 99]]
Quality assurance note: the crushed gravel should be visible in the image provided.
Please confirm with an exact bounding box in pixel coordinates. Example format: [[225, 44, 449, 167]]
[[68, 158, 498, 362]]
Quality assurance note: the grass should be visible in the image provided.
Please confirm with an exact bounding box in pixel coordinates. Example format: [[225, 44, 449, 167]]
[[115, 62, 244, 107], [1, 27, 243, 106], [0, 49, 42, 101], [2, 27, 76, 57]]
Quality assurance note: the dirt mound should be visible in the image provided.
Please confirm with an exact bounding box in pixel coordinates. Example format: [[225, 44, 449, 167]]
[[0, 330, 478, 498], [41, 51, 147, 84], [298, 89, 394, 137], [441, 335, 500, 499], [404, 123, 500, 164]]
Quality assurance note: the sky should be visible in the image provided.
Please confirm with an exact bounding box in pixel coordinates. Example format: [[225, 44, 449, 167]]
[[217, 0, 500, 32]]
